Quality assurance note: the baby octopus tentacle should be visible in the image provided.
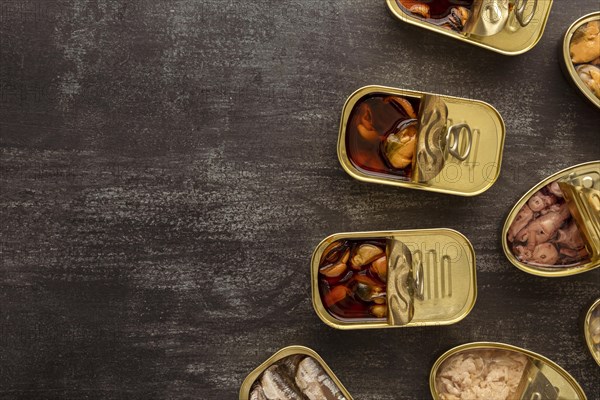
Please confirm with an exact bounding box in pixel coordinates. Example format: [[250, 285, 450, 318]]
[[515, 203, 571, 250], [384, 96, 417, 119]]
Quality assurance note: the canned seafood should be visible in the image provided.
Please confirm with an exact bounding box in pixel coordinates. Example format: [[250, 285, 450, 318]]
[[502, 161, 600, 277], [584, 298, 600, 367], [430, 342, 587, 400], [561, 12, 600, 109], [386, 0, 553, 55], [338, 86, 505, 196], [311, 229, 477, 329], [239, 346, 353, 400]]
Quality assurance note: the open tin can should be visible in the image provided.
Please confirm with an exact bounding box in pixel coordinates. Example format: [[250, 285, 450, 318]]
[[502, 161, 600, 277], [338, 85, 505, 196], [561, 12, 600, 109], [386, 0, 553, 55], [311, 229, 477, 330], [239, 345, 353, 400], [430, 342, 587, 399], [584, 298, 600, 366]]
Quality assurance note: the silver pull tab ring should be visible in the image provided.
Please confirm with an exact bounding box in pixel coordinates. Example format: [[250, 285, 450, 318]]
[[515, 0, 537, 27], [446, 123, 472, 161]]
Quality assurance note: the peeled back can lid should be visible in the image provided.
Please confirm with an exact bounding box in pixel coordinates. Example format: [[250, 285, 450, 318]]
[[415, 95, 473, 183], [465, 0, 510, 37]]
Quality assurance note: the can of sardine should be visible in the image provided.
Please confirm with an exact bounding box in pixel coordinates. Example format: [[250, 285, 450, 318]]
[[239, 346, 353, 400], [585, 298, 600, 367], [502, 161, 600, 277], [311, 229, 477, 330], [338, 85, 505, 196], [386, 0, 553, 55], [430, 342, 587, 400], [561, 12, 600, 109]]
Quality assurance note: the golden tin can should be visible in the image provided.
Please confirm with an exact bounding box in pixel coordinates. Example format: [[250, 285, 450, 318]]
[[338, 85, 505, 196], [561, 12, 600, 109], [502, 161, 600, 277], [239, 345, 353, 400], [386, 0, 553, 55], [584, 298, 600, 366], [430, 342, 587, 399], [311, 229, 477, 330]]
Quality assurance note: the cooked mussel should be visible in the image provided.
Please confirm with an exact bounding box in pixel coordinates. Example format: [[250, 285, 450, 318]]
[[370, 256, 388, 282], [319, 239, 388, 321], [370, 304, 388, 318], [576, 64, 600, 98], [353, 275, 385, 303], [321, 241, 349, 264], [320, 262, 348, 278], [382, 120, 418, 170], [570, 20, 600, 64], [350, 244, 385, 269]]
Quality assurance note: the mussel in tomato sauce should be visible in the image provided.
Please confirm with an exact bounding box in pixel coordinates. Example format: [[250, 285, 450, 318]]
[[346, 94, 420, 181], [318, 239, 388, 321]]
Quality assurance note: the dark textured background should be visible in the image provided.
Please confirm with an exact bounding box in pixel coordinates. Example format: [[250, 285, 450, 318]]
[[1, 1, 599, 399]]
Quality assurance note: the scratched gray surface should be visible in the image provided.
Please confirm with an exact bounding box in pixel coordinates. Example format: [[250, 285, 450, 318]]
[[1, 1, 599, 399]]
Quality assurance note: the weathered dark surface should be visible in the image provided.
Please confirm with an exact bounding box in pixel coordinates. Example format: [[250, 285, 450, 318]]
[[1, 1, 599, 399]]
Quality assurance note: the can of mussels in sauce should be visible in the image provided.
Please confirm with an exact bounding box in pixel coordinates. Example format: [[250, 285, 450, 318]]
[[502, 161, 600, 277], [386, 0, 553, 55], [311, 229, 477, 330], [338, 85, 505, 196], [430, 342, 587, 400], [239, 346, 353, 400]]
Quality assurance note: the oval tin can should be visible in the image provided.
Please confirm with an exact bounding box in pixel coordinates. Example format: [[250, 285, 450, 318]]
[[239, 345, 353, 400], [561, 12, 600, 109], [584, 298, 600, 366], [338, 85, 505, 196], [311, 229, 477, 330], [386, 0, 553, 55], [430, 342, 587, 400], [502, 161, 600, 277]]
